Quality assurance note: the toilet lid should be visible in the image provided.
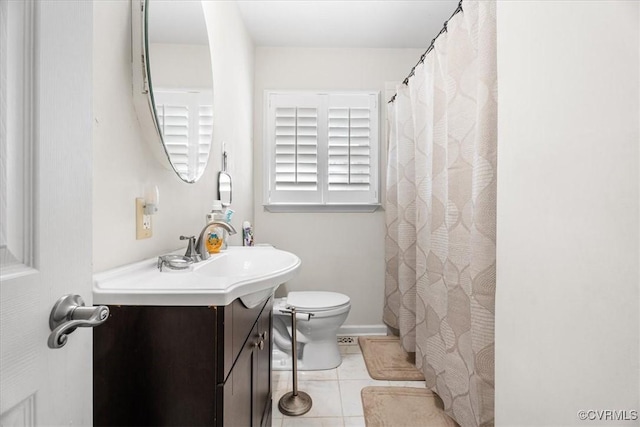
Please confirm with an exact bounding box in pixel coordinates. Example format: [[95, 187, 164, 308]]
[[287, 291, 350, 311]]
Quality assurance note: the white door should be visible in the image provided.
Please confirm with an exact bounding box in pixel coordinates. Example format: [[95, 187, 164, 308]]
[[1, 1, 95, 425]]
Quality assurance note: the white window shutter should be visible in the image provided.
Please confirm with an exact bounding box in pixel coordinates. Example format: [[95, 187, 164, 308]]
[[274, 106, 318, 191], [326, 93, 378, 204], [295, 107, 319, 187], [267, 93, 324, 204]]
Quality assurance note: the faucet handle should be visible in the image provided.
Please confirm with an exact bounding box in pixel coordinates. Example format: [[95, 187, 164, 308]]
[[180, 235, 199, 261]]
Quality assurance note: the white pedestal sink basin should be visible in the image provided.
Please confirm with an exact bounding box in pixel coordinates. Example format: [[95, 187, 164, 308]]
[[93, 246, 301, 306]]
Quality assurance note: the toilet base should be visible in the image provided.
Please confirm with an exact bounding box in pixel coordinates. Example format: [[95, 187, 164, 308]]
[[273, 339, 343, 371]]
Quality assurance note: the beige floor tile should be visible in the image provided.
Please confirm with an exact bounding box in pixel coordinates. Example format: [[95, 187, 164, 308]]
[[273, 337, 419, 426], [281, 417, 344, 427], [343, 417, 366, 427], [339, 345, 361, 355], [273, 370, 292, 393], [297, 368, 339, 381], [273, 388, 287, 419], [290, 380, 343, 418], [338, 379, 389, 417], [336, 353, 370, 380]]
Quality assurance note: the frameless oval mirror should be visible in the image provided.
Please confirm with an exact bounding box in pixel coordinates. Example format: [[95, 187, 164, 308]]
[[131, 0, 214, 183]]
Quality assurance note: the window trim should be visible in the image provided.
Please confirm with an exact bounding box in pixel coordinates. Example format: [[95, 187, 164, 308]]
[[263, 90, 380, 212], [263, 203, 382, 213]]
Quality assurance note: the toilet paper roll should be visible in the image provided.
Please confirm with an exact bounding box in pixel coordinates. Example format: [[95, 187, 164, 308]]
[[295, 312, 311, 321]]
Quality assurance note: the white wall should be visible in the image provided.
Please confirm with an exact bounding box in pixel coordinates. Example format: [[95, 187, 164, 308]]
[[149, 43, 212, 89], [93, 1, 254, 272], [253, 47, 422, 327], [496, 1, 640, 426]]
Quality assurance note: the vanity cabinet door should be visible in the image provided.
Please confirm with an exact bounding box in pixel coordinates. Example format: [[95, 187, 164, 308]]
[[221, 297, 273, 427], [222, 323, 258, 427], [254, 299, 273, 427], [222, 297, 269, 380]]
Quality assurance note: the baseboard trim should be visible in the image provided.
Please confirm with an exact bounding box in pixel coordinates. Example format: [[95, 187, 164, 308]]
[[338, 324, 388, 336]]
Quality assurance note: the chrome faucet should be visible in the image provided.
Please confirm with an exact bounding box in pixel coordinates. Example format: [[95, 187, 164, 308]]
[[195, 221, 237, 261], [180, 235, 200, 263]]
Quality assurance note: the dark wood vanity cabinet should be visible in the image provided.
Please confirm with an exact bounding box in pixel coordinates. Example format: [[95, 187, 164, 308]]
[[93, 296, 273, 427]]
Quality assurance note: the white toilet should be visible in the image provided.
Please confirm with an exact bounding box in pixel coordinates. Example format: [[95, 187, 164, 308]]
[[272, 291, 351, 371]]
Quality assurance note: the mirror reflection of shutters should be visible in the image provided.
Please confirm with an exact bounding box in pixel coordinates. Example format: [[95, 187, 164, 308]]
[[157, 103, 189, 176], [198, 104, 213, 175], [274, 107, 318, 191], [155, 90, 213, 181], [328, 106, 371, 192]]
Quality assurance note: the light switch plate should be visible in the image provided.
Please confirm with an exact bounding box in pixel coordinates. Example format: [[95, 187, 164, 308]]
[[136, 198, 152, 239]]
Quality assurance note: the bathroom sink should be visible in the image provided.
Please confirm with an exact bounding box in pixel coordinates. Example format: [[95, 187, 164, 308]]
[[93, 246, 300, 306]]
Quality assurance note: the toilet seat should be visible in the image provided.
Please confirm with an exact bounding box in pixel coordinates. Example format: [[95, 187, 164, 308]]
[[287, 291, 350, 312]]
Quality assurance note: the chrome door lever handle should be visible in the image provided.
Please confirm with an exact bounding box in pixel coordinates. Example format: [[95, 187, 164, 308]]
[[47, 294, 109, 349]]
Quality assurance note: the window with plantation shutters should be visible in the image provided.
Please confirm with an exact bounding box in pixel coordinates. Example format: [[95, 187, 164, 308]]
[[154, 89, 213, 182], [264, 91, 379, 210]]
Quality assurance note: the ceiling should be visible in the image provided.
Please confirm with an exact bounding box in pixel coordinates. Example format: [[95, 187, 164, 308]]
[[236, 0, 460, 48]]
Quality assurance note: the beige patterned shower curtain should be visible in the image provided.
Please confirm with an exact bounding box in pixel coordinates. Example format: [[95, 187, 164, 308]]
[[384, 1, 497, 426]]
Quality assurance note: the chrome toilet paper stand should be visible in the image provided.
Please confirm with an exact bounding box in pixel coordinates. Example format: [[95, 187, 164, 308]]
[[278, 307, 314, 416]]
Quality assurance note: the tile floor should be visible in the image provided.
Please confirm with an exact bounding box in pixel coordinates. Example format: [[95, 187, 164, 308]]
[[271, 342, 431, 427]]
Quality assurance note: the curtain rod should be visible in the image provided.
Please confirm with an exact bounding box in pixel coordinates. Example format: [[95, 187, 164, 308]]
[[388, 0, 464, 104]]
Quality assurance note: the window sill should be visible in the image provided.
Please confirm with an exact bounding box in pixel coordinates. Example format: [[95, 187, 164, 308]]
[[263, 204, 382, 213]]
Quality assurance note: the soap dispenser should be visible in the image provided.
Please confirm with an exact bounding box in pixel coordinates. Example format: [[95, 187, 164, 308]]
[[206, 200, 228, 253]]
